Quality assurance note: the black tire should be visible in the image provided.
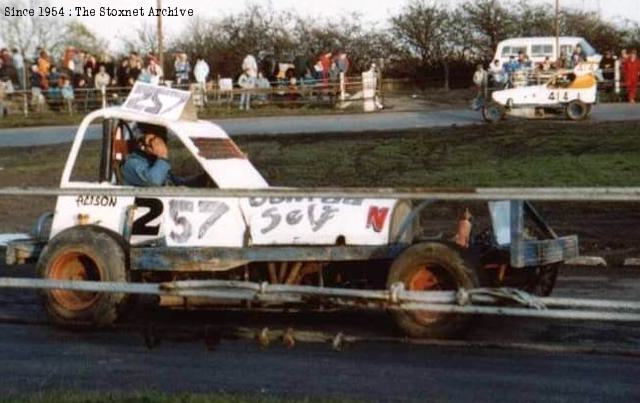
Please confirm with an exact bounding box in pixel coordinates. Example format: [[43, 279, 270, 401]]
[[565, 100, 588, 121], [523, 264, 559, 297], [482, 102, 505, 123], [36, 226, 129, 328], [386, 242, 479, 338]]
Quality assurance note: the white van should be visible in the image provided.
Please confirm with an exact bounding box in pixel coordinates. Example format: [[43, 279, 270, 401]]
[[492, 37, 601, 67]]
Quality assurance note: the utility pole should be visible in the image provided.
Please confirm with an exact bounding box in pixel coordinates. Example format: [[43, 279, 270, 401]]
[[555, 0, 560, 60], [157, 0, 164, 74]]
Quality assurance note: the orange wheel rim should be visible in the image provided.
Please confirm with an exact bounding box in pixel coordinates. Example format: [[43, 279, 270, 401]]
[[408, 266, 444, 324], [49, 251, 101, 311]]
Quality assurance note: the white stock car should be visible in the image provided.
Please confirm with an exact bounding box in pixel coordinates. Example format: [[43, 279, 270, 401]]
[[6, 84, 578, 338], [483, 70, 597, 123]]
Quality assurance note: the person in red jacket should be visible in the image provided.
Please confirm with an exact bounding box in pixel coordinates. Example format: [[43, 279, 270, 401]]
[[622, 49, 640, 103]]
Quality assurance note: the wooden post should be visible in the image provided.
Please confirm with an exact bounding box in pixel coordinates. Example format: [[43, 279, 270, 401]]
[[157, 0, 164, 78]]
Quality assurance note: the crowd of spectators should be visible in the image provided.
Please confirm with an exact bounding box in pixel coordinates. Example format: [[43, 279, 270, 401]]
[[0, 45, 353, 113]]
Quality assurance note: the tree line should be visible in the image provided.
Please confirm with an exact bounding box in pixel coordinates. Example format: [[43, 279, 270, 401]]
[[2, 0, 639, 87]]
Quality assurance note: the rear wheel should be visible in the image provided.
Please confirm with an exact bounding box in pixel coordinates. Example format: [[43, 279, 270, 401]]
[[37, 227, 129, 328], [482, 102, 505, 123], [565, 100, 589, 120], [387, 242, 479, 338]]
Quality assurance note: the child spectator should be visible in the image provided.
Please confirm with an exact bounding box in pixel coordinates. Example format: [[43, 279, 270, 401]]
[[238, 71, 255, 111], [61, 76, 74, 113], [174, 53, 191, 86]]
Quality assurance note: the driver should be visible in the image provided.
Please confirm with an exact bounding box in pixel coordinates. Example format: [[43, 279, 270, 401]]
[[122, 123, 181, 186]]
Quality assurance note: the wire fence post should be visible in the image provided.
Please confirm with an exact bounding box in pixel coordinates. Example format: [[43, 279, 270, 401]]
[[339, 72, 346, 102], [614, 59, 620, 95], [101, 86, 107, 109]]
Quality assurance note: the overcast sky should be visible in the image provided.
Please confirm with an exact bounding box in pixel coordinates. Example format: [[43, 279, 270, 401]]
[[3, 0, 640, 50]]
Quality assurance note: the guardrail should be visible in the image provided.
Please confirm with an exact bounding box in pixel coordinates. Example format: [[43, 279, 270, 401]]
[[0, 186, 638, 201], [0, 186, 638, 328], [1, 278, 640, 323], [0, 73, 384, 117]]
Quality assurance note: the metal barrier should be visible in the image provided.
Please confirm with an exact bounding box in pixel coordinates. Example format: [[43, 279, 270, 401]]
[[0, 186, 638, 201], [0, 74, 384, 118], [1, 277, 640, 323], [0, 186, 638, 326]]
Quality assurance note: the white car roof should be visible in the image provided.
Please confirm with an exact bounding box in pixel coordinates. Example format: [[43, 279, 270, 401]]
[[79, 84, 269, 189], [498, 37, 585, 45]]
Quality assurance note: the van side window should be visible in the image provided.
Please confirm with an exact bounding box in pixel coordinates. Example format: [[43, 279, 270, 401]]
[[561, 45, 573, 56], [532, 44, 553, 57], [501, 46, 511, 56]]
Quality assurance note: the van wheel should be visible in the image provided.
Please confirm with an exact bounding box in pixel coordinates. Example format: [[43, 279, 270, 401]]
[[386, 242, 479, 338], [482, 102, 505, 123], [37, 227, 129, 328], [565, 100, 589, 120]]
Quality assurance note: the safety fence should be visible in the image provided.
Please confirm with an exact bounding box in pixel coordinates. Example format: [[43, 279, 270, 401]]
[[0, 73, 388, 118], [0, 186, 639, 328]]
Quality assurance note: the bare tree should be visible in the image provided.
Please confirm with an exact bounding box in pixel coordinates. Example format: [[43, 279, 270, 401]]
[[0, 0, 65, 58], [120, 22, 158, 56]]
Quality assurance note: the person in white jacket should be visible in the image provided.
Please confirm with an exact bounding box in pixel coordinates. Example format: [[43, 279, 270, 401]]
[[194, 56, 210, 105], [239, 54, 257, 110]]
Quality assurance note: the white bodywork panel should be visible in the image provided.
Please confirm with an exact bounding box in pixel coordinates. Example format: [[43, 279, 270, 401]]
[[492, 84, 596, 107], [241, 197, 398, 245], [51, 84, 403, 248], [50, 193, 399, 247]]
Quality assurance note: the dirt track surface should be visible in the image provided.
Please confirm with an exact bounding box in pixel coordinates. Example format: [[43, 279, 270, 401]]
[[1, 265, 640, 401]]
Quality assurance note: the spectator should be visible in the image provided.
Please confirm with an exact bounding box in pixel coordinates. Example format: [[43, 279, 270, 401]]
[[556, 51, 568, 69], [193, 56, 210, 87], [575, 45, 587, 62], [84, 54, 97, 74], [242, 53, 258, 79], [117, 58, 131, 87], [37, 50, 51, 77], [30, 65, 45, 112], [336, 51, 350, 75], [47, 66, 62, 109], [319, 52, 332, 84], [489, 59, 505, 88], [193, 55, 210, 105], [293, 54, 311, 83], [62, 47, 75, 76], [72, 50, 85, 86], [60, 75, 74, 113], [622, 49, 639, 103], [146, 57, 163, 85], [503, 55, 518, 85], [174, 53, 190, 86], [95, 65, 110, 90], [599, 50, 616, 82], [256, 71, 271, 101], [238, 70, 255, 111], [11, 49, 24, 90], [129, 58, 143, 85], [472, 63, 488, 99], [540, 56, 552, 71]]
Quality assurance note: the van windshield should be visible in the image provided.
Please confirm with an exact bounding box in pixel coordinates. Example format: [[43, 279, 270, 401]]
[[577, 40, 596, 56]]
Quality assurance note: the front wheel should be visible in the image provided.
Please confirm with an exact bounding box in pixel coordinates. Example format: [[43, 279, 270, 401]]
[[37, 227, 129, 328], [482, 102, 505, 123], [565, 100, 589, 121], [386, 242, 479, 338]]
